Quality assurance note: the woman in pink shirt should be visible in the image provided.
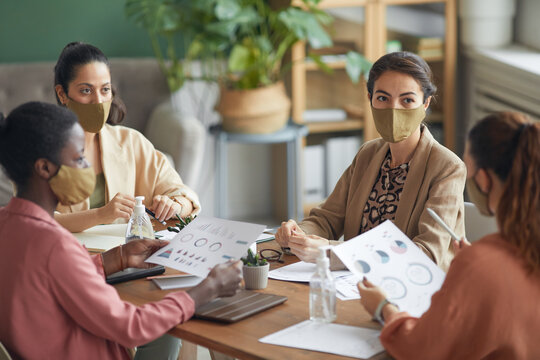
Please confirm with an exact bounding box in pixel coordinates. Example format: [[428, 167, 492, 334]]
[[357, 111, 540, 359], [0, 101, 243, 359]]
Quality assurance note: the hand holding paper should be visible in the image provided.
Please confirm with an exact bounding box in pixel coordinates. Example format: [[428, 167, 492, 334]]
[[332, 220, 446, 317], [145, 216, 265, 278]]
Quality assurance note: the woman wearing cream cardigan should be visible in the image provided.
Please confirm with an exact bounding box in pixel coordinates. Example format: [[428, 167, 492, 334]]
[[53, 42, 200, 232], [276, 52, 466, 271]]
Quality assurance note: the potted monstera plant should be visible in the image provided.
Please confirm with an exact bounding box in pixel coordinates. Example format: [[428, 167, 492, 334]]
[[211, 0, 370, 133], [126, 0, 370, 134]]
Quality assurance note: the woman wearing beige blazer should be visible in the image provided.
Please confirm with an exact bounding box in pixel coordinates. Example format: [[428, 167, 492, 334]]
[[53, 42, 200, 232], [276, 52, 465, 271]]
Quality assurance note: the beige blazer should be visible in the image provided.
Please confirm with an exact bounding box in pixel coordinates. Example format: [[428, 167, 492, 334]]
[[56, 124, 201, 216], [300, 126, 465, 271]]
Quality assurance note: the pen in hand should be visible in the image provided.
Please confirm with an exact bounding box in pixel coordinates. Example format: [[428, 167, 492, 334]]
[[426, 208, 461, 242], [146, 208, 167, 226]]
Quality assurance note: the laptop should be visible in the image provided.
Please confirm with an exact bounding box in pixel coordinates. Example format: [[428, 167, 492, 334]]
[[195, 290, 287, 323]]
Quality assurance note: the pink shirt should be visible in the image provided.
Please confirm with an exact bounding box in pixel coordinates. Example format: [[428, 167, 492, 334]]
[[380, 234, 540, 359], [0, 198, 195, 359]]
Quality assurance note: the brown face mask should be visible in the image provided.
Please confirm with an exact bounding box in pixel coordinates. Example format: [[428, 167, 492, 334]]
[[66, 99, 111, 133], [371, 105, 425, 143], [49, 165, 96, 205]]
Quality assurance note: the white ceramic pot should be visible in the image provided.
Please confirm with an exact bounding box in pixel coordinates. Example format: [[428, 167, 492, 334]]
[[242, 263, 270, 290], [459, 0, 517, 48]]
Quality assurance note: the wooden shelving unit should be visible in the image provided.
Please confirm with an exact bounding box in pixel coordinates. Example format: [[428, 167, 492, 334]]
[[289, 0, 457, 217]]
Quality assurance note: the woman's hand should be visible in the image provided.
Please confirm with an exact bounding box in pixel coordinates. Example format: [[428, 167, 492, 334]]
[[98, 193, 135, 223], [187, 260, 243, 308], [452, 237, 471, 256], [123, 239, 170, 269], [275, 219, 305, 248], [288, 232, 329, 263], [206, 260, 244, 297], [357, 277, 388, 317], [150, 195, 182, 222]]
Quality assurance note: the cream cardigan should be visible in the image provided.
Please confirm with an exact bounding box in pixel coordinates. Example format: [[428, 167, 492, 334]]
[[56, 124, 201, 216], [300, 126, 465, 271]]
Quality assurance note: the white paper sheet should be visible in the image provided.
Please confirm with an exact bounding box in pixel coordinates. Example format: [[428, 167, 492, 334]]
[[155, 229, 179, 241], [269, 261, 360, 300], [259, 320, 384, 359], [268, 261, 318, 282], [73, 224, 127, 251], [152, 275, 203, 290], [145, 216, 266, 278], [332, 220, 446, 317], [335, 272, 361, 300]]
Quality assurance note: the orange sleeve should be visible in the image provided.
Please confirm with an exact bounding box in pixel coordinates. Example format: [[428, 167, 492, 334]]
[[379, 246, 501, 359]]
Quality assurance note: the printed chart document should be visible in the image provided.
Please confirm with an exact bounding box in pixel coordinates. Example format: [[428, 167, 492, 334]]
[[74, 224, 127, 251], [269, 261, 360, 300], [146, 216, 265, 278], [259, 320, 383, 359], [332, 220, 446, 317]]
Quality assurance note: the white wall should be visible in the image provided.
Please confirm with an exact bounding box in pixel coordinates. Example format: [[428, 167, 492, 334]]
[[515, 0, 540, 50]]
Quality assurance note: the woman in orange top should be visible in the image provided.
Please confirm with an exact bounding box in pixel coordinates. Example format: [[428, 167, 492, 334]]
[[358, 111, 540, 359]]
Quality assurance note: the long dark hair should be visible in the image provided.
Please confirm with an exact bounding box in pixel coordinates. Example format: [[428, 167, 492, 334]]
[[367, 51, 437, 104], [0, 102, 78, 191], [54, 42, 126, 125], [468, 111, 540, 272]]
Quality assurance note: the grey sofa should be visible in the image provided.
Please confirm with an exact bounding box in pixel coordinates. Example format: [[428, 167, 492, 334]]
[[0, 58, 205, 205]]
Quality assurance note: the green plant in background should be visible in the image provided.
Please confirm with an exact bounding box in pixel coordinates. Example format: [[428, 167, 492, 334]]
[[126, 0, 226, 93], [242, 248, 268, 266], [126, 0, 372, 92], [167, 214, 197, 233], [212, 0, 371, 89]]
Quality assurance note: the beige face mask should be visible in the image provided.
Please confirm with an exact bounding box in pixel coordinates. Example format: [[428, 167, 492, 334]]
[[66, 99, 112, 133], [49, 165, 96, 205], [371, 105, 426, 143], [466, 175, 494, 217]]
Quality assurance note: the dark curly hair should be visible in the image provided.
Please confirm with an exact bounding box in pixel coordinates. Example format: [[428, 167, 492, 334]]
[[367, 51, 437, 104], [54, 41, 126, 124], [0, 102, 78, 190]]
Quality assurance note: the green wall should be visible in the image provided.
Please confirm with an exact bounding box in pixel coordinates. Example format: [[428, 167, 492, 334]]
[[0, 0, 156, 63]]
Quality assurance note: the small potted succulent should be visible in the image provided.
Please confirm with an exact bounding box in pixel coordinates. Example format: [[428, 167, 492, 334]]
[[241, 248, 270, 290], [166, 214, 196, 233]]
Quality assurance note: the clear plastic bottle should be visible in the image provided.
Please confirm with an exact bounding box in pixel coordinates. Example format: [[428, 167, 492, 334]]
[[125, 196, 154, 243], [309, 246, 337, 323]]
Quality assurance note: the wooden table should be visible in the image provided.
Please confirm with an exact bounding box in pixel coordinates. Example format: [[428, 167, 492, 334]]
[[115, 239, 390, 360]]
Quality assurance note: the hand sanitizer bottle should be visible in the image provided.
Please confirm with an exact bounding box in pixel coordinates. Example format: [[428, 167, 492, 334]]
[[310, 246, 337, 323], [125, 196, 154, 243]]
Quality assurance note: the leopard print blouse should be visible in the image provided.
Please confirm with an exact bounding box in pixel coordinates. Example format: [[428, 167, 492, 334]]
[[359, 151, 410, 234]]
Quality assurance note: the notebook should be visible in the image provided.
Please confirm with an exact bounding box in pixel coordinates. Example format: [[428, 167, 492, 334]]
[[195, 290, 287, 323], [106, 266, 165, 285], [152, 274, 204, 290]]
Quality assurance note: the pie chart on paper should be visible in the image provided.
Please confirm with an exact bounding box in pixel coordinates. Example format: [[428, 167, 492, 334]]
[[373, 250, 390, 264], [354, 259, 371, 274], [390, 240, 408, 254]]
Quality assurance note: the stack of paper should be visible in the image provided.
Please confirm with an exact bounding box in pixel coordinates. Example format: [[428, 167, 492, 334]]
[[152, 275, 203, 290], [268, 261, 360, 300]]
